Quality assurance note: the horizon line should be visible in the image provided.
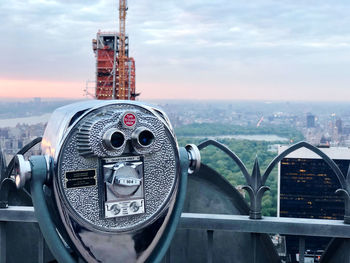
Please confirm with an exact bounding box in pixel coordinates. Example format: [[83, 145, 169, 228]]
[[1, 96, 350, 104]]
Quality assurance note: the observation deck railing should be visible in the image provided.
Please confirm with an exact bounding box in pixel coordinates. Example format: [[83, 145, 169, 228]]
[[2, 140, 350, 262], [1, 207, 350, 263]]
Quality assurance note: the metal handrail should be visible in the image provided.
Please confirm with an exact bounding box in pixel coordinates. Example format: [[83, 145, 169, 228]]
[[2, 206, 350, 263], [1, 206, 350, 238]]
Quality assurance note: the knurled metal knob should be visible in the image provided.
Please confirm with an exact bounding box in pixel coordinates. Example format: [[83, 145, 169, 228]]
[[185, 144, 201, 174], [14, 155, 32, 189]]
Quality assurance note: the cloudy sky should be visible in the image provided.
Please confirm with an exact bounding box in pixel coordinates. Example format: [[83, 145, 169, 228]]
[[0, 0, 350, 100]]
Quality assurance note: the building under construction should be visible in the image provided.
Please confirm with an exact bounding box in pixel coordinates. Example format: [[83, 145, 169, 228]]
[[92, 1, 137, 100]]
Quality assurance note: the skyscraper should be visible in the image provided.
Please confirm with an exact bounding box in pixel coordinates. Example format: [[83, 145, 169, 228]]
[[92, 32, 136, 100], [336, 118, 343, 134], [278, 146, 350, 262], [306, 113, 316, 128]]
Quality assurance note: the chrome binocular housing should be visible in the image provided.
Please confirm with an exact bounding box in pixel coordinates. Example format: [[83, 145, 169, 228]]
[[13, 100, 200, 263]]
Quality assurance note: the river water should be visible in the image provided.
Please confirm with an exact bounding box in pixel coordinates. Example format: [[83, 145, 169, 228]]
[[0, 113, 52, 128]]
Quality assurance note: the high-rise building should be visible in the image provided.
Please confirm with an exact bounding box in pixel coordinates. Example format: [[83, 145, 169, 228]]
[[306, 113, 316, 128], [92, 32, 136, 100], [278, 146, 350, 262], [336, 118, 343, 134], [92, 1, 137, 100]]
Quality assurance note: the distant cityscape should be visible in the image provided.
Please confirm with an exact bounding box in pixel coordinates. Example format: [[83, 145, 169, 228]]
[[159, 100, 350, 147], [0, 122, 44, 162], [2, 98, 350, 163], [0, 98, 78, 162], [2, 98, 350, 262]]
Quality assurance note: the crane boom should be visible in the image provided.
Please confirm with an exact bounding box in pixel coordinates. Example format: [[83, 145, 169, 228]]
[[118, 0, 127, 100], [92, 0, 137, 100]]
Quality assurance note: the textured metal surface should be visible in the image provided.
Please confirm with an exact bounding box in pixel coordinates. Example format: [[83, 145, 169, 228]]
[[41, 100, 174, 159], [57, 104, 178, 231], [38, 101, 181, 262], [76, 105, 164, 157]]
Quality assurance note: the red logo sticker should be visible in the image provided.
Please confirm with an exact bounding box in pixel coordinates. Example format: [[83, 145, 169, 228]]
[[123, 113, 136, 127]]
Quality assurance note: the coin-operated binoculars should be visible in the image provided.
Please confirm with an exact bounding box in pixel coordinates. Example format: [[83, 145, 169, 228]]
[[14, 101, 200, 263]]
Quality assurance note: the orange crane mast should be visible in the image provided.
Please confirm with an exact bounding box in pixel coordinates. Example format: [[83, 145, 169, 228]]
[[118, 0, 127, 100], [92, 0, 137, 100]]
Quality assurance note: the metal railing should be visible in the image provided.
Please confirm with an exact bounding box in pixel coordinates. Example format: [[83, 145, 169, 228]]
[[178, 213, 350, 263], [1, 206, 350, 263], [2, 140, 350, 262], [0, 206, 44, 263]]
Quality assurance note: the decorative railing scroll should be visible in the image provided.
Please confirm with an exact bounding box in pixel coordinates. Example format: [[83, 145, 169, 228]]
[[197, 140, 350, 223]]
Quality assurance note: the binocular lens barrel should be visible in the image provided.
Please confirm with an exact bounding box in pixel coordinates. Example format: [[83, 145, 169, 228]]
[[138, 130, 154, 146], [131, 128, 155, 148], [103, 129, 125, 150], [110, 131, 125, 148]]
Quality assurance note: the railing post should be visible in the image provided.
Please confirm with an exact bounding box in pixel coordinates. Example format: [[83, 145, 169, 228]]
[[38, 230, 45, 263], [0, 222, 6, 263], [207, 230, 214, 263], [346, 239, 350, 262], [252, 233, 258, 263], [298, 237, 305, 263], [165, 248, 171, 263]]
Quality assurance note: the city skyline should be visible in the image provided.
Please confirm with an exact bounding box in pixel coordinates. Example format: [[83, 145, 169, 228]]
[[0, 0, 350, 100]]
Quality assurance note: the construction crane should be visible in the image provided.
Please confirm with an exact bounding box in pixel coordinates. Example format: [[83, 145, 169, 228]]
[[92, 0, 137, 100], [118, 0, 127, 100]]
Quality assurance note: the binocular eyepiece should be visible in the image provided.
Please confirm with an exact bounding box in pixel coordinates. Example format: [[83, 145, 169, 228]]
[[132, 127, 155, 147], [103, 129, 125, 150], [103, 127, 155, 152]]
